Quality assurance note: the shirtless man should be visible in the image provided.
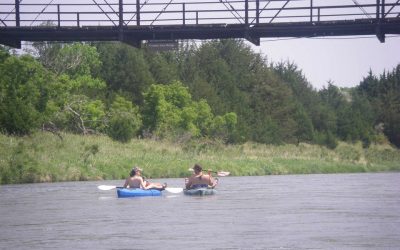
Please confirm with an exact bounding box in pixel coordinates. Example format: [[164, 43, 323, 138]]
[[185, 164, 218, 190], [123, 166, 166, 190]]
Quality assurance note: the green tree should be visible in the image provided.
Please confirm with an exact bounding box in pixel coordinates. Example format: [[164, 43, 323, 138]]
[[0, 46, 10, 63], [357, 65, 400, 147], [106, 95, 142, 142], [60, 95, 106, 134], [29, 41, 62, 70], [144, 51, 179, 84], [95, 42, 154, 104], [142, 81, 196, 137], [31, 42, 101, 77], [293, 105, 314, 143], [0, 55, 54, 135], [142, 81, 237, 140], [210, 112, 238, 142], [377, 69, 400, 147]]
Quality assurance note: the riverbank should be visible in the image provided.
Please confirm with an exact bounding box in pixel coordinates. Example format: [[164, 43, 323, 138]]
[[1, 132, 399, 184]]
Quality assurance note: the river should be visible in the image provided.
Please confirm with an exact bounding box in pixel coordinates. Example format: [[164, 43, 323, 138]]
[[0, 173, 399, 249]]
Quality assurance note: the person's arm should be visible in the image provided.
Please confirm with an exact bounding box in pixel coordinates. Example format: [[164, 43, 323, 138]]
[[185, 177, 192, 189], [209, 176, 218, 188], [139, 177, 148, 189], [207, 175, 218, 188], [123, 178, 129, 188]]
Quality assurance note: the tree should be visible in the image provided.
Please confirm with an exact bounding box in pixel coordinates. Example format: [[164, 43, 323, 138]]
[[60, 95, 106, 134], [95, 42, 154, 104], [357, 65, 400, 147], [106, 95, 142, 142], [29, 41, 62, 70], [31, 42, 101, 77], [142, 81, 197, 137], [142, 81, 237, 141], [320, 83, 346, 111], [144, 51, 179, 84], [0, 55, 54, 135], [293, 105, 314, 143], [0, 46, 10, 63], [377, 69, 400, 147]]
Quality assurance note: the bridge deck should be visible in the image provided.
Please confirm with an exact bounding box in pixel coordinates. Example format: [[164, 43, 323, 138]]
[[1, 0, 400, 48]]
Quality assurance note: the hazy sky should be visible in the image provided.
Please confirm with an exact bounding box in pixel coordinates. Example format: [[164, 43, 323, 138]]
[[250, 35, 400, 90]]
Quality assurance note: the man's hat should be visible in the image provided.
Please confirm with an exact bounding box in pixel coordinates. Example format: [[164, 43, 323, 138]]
[[130, 166, 143, 176], [133, 166, 142, 172]]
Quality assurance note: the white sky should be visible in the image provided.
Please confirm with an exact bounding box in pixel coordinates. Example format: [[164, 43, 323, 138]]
[[249, 35, 400, 90]]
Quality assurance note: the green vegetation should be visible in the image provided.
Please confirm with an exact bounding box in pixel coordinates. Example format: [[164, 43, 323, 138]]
[[1, 39, 399, 184], [0, 132, 399, 184]]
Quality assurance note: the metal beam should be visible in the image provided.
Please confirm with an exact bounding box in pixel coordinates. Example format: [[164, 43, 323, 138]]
[[119, 0, 123, 27], [352, 0, 372, 19], [150, 0, 174, 25], [92, 0, 118, 26], [270, 0, 290, 23], [15, 0, 20, 27], [119, 0, 124, 41], [30, 0, 55, 26], [384, 0, 400, 17], [1, 18, 7, 27], [219, 0, 244, 24], [1, 1, 400, 48], [251, 0, 271, 24], [136, 0, 141, 26], [255, 0, 259, 24], [245, 0, 248, 25], [2, 19, 399, 45]]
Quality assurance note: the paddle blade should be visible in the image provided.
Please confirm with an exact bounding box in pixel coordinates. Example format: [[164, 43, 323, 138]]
[[165, 187, 183, 194], [216, 171, 230, 177], [97, 185, 117, 191], [188, 168, 230, 177]]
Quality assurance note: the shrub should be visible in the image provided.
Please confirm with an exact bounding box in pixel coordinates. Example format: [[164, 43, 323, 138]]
[[106, 96, 142, 143], [107, 112, 140, 142]]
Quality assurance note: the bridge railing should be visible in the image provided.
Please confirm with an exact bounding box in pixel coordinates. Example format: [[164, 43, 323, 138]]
[[1, 0, 399, 28]]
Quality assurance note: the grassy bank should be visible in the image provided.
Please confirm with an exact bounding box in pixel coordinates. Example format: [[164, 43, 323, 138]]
[[1, 132, 399, 184]]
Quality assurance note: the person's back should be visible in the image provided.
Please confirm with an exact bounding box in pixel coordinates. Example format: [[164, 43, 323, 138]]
[[123, 166, 167, 190], [124, 176, 143, 189], [186, 164, 217, 189], [188, 173, 212, 188]]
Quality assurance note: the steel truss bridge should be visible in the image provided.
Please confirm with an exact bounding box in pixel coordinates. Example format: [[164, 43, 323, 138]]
[[1, 0, 400, 48]]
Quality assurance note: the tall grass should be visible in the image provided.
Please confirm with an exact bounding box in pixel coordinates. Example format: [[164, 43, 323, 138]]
[[0, 132, 399, 184]]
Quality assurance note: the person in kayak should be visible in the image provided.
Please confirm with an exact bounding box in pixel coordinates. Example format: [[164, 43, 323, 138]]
[[185, 164, 218, 190], [123, 166, 167, 190]]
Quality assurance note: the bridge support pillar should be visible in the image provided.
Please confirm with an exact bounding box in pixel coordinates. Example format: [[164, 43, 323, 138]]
[[0, 39, 21, 48], [376, 24, 386, 43], [245, 37, 260, 46], [245, 29, 260, 46]]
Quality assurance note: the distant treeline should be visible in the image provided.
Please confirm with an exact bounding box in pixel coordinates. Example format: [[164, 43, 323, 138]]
[[0, 40, 399, 148]]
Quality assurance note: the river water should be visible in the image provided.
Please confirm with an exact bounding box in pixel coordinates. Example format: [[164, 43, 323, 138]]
[[0, 173, 399, 250]]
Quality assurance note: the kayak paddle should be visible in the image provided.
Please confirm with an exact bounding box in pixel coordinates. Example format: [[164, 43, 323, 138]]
[[97, 185, 183, 194], [188, 168, 230, 177]]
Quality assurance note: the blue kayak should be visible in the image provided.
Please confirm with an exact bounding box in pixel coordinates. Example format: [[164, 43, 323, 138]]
[[184, 188, 216, 196], [117, 188, 162, 198]]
